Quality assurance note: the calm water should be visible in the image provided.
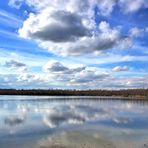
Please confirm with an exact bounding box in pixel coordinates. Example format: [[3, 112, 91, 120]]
[[0, 96, 148, 148]]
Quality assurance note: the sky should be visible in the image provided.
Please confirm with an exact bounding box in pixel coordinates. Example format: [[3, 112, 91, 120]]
[[0, 0, 148, 89]]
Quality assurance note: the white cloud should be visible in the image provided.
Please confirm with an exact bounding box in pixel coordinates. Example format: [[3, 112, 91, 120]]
[[112, 116, 130, 124], [19, 10, 90, 43], [0, 72, 148, 89], [5, 0, 148, 90], [96, 0, 116, 16], [14, 0, 135, 57], [9, 0, 148, 15], [15, 61, 110, 88], [4, 60, 28, 72], [17, 73, 34, 82], [112, 66, 129, 72], [8, 0, 23, 9], [43, 60, 85, 74], [129, 27, 144, 38], [19, 14, 132, 56], [71, 70, 109, 84], [43, 61, 68, 73], [118, 0, 148, 13]]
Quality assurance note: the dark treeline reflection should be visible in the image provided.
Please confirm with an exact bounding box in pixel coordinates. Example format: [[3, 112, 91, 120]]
[[0, 89, 148, 98]]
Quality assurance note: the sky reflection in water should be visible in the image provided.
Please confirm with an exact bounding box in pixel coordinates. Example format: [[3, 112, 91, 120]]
[[0, 96, 148, 148]]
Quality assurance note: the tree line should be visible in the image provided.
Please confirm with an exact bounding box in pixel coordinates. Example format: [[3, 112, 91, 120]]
[[0, 89, 148, 98]]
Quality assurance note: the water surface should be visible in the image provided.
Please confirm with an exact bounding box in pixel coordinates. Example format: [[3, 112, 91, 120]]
[[0, 96, 148, 148]]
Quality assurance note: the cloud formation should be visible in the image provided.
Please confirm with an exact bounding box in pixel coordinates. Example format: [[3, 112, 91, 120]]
[[19, 16, 132, 56], [4, 60, 27, 72], [71, 70, 109, 84], [43, 60, 85, 74], [96, 0, 116, 16], [18, 0, 134, 56], [4, 114, 26, 126], [129, 27, 144, 38], [29, 11, 90, 43], [42, 103, 132, 128], [0, 72, 147, 89], [112, 66, 129, 72], [43, 60, 109, 84], [119, 0, 148, 13], [4, 0, 148, 89], [9, 0, 148, 15], [8, 0, 23, 9]]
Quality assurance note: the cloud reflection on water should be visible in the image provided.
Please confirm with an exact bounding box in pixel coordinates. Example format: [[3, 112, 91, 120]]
[[42, 103, 132, 128], [1, 99, 148, 130], [4, 115, 26, 126], [1, 98, 148, 148]]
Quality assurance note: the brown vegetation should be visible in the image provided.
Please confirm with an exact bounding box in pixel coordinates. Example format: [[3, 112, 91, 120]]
[[0, 89, 148, 99]]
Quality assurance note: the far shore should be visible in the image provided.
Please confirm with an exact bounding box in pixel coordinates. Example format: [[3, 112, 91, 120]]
[[0, 95, 148, 101], [0, 88, 147, 100]]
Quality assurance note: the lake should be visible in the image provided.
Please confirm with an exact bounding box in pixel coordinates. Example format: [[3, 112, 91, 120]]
[[0, 96, 148, 148]]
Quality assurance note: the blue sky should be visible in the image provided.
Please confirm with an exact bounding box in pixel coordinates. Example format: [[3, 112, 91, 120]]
[[0, 0, 148, 89]]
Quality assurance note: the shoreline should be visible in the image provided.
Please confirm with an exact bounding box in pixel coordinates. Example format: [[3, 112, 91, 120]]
[[0, 95, 147, 101], [0, 88, 147, 100]]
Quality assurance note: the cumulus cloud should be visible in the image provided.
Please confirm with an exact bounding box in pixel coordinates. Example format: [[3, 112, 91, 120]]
[[96, 0, 116, 16], [1, 60, 145, 89], [129, 27, 144, 38], [20, 10, 90, 43], [4, 60, 27, 72], [17, 0, 134, 56], [43, 61, 68, 73], [10, 0, 148, 15], [14, 60, 110, 89], [0, 72, 148, 90], [112, 66, 129, 72], [17, 73, 35, 82], [118, 0, 148, 13], [71, 70, 109, 84], [19, 14, 132, 56], [43, 60, 85, 74], [42, 60, 110, 85]]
